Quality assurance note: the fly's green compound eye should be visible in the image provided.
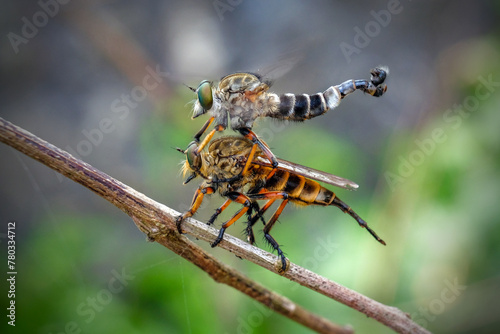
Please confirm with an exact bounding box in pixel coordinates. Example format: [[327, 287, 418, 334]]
[[185, 141, 201, 170], [197, 80, 213, 110]]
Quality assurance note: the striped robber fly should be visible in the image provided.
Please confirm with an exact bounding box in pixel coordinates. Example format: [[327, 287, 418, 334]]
[[186, 67, 388, 168], [176, 136, 386, 272]]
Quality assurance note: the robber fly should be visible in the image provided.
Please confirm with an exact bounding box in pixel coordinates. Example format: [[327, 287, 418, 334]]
[[186, 67, 388, 168], [176, 136, 385, 272]]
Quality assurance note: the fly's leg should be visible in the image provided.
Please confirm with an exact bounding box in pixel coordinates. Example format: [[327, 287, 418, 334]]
[[244, 201, 266, 245], [195, 124, 224, 155], [193, 116, 215, 142], [210, 199, 264, 245], [239, 128, 278, 168], [211, 192, 252, 247], [330, 196, 386, 245], [207, 198, 232, 226], [191, 116, 227, 156], [263, 199, 290, 273], [248, 191, 290, 272], [245, 196, 277, 244], [176, 185, 215, 233]]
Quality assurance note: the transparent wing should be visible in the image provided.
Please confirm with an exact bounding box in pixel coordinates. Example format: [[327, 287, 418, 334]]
[[255, 157, 359, 190], [252, 47, 305, 83]]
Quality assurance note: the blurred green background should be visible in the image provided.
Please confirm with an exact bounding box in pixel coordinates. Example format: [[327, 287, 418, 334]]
[[1, 1, 500, 333]]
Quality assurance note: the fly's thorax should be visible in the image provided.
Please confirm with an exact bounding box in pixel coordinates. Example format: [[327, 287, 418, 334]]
[[205, 143, 246, 180], [225, 91, 280, 130], [217, 157, 244, 178], [207, 136, 253, 156], [214, 72, 278, 130]]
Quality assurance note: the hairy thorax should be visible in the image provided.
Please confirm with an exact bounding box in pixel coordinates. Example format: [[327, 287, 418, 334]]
[[213, 87, 279, 130]]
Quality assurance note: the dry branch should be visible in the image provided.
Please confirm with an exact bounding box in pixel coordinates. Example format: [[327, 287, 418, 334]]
[[0, 117, 430, 334]]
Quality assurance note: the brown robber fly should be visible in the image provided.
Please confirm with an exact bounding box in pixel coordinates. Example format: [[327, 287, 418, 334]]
[[176, 136, 386, 272], [185, 67, 388, 168]]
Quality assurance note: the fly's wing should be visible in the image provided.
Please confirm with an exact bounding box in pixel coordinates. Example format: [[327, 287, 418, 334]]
[[254, 156, 359, 190], [221, 50, 303, 94], [219, 73, 269, 94], [255, 58, 300, 87]]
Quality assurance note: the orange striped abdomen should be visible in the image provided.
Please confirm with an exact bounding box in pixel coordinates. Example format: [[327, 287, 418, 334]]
[[264, 170, 336, 206]]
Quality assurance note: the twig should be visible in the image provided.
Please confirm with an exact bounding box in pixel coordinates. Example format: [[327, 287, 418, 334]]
[[0, 117, 430, 334]]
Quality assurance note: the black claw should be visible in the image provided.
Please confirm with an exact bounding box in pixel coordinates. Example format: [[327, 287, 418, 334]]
[[176, 216, 184, 234], [211, 227, 226, 247], [246, 231, 255, 245], [264, 233, 289, 273], [279, 254, 287, 272]]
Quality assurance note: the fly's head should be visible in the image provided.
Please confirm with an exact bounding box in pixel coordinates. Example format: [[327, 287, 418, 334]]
[[190, 80, 213, 119], [177, 140, 203, 184]]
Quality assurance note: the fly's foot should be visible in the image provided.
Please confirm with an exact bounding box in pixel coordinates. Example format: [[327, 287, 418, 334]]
[[264, 232, 289, 273], [211, 227, 226, 247], [274, 256, 290, 275], [176, 215, 186, 234]]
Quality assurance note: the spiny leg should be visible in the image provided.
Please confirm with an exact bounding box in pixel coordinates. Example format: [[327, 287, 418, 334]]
[[207, 197, 232, 226], [331, 196, 386, 245], [245, 198, 275, 244], [176, 185, 215, 233], [207, 188, 262, 228], [244, 191, 279, 244], [262, 198, 290, 272], [211, 192, 252, 247], [246, 189, 291, 242], [249, 191, 290, 271]]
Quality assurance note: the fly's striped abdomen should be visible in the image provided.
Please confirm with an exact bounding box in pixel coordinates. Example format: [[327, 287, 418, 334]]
[[336, 78, 387, 98], [265, 169, 336, 206], [276, 88, 340, 121], [269, 67, 388, 122]]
